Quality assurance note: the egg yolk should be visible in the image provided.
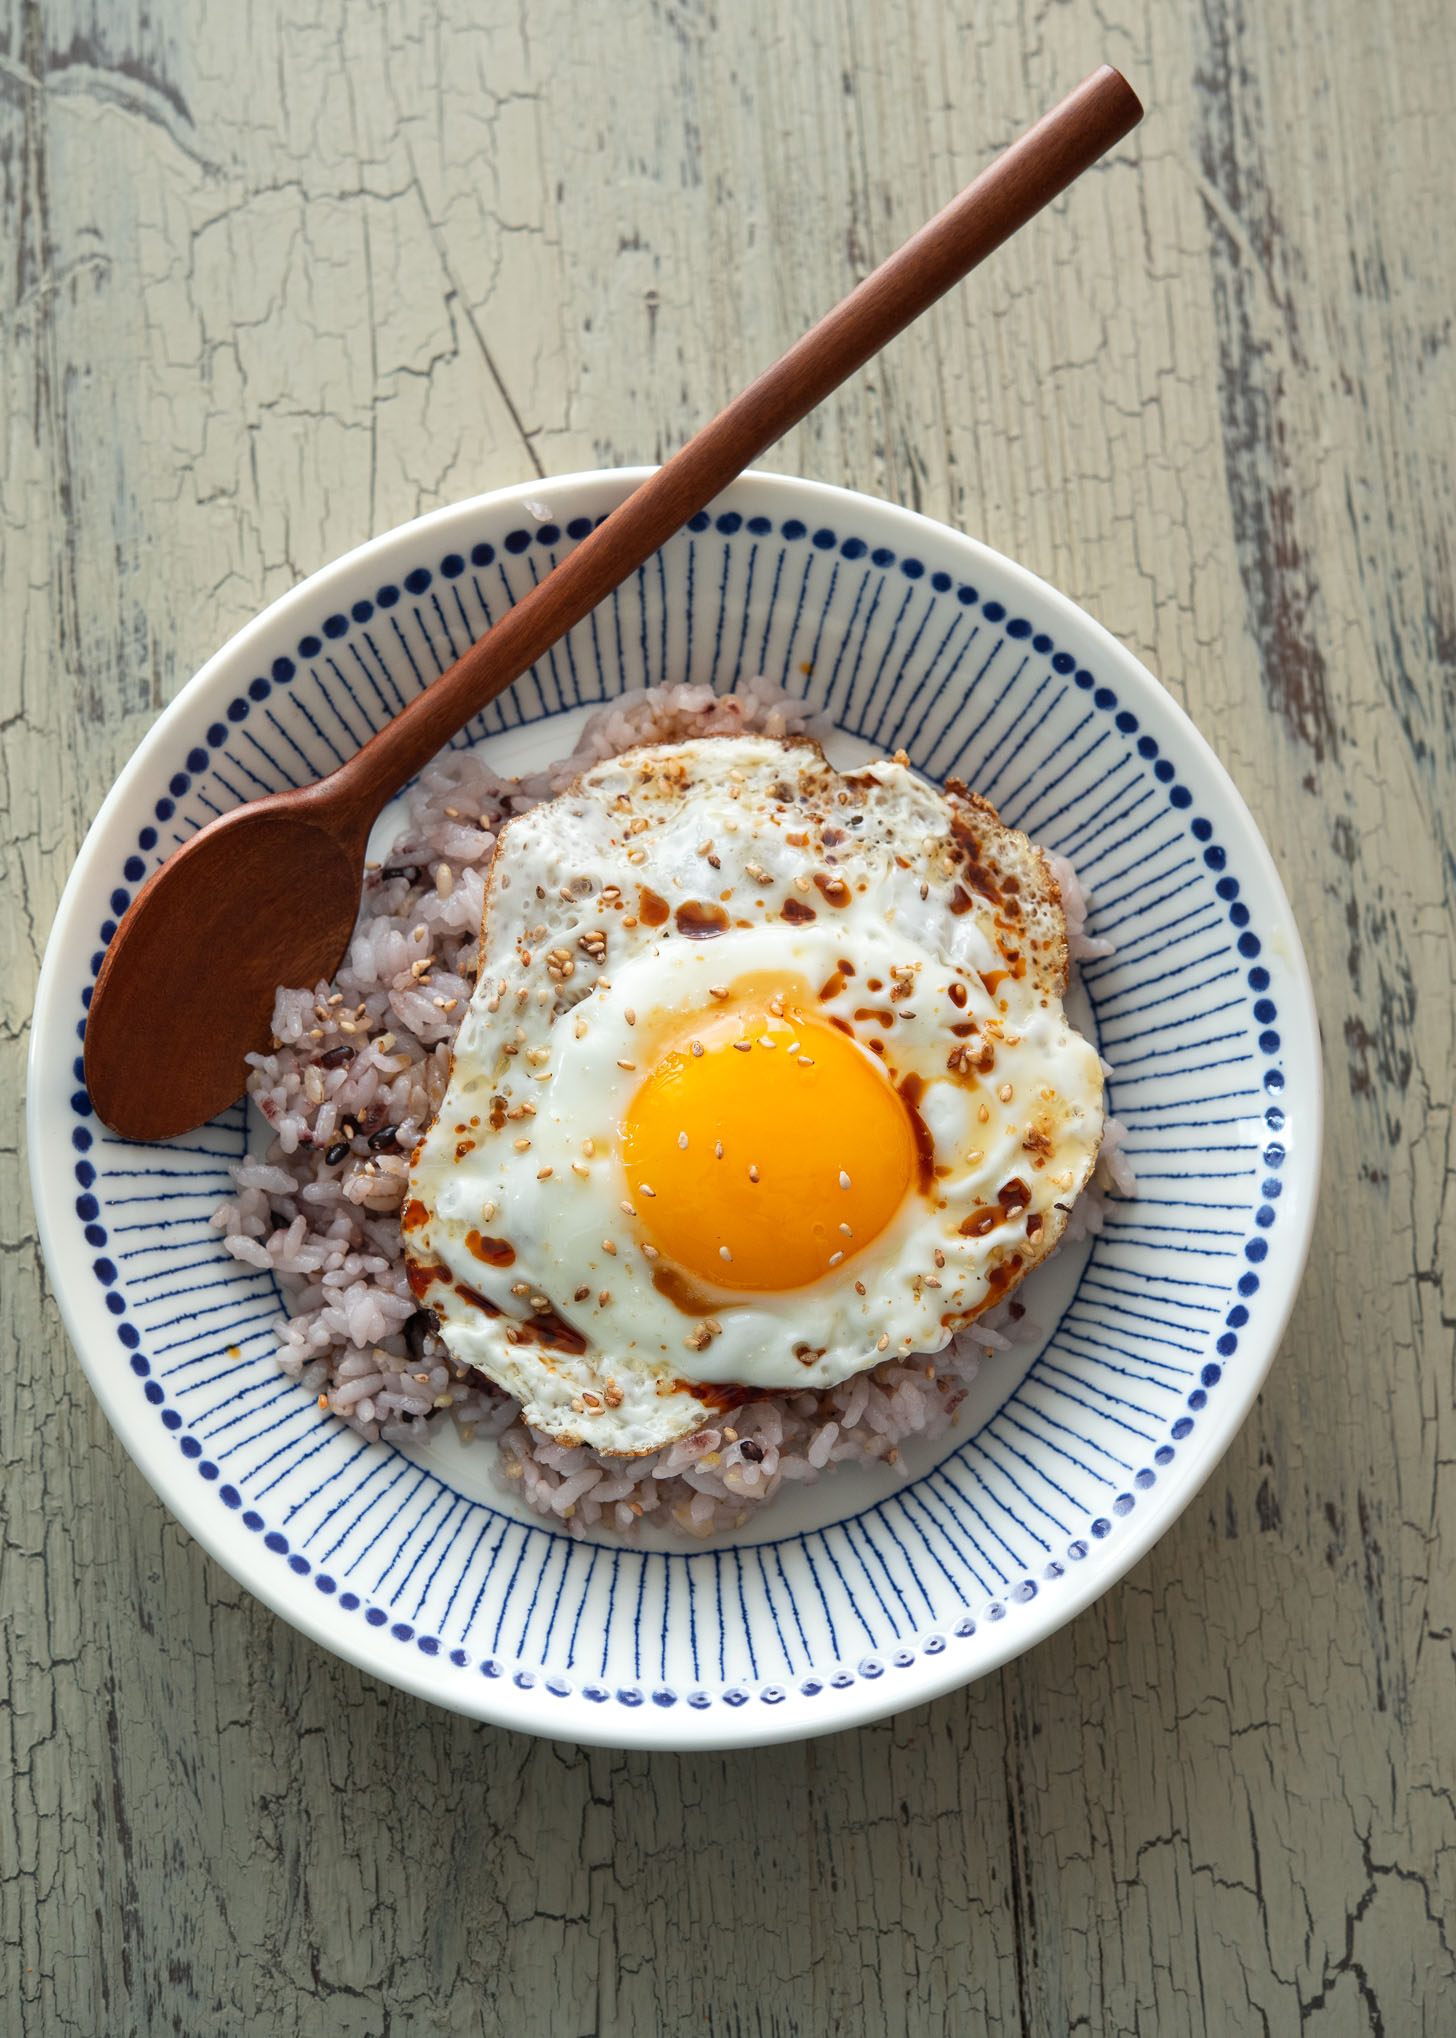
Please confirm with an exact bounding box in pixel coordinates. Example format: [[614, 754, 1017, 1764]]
[[620, 1000, 916, 1292]]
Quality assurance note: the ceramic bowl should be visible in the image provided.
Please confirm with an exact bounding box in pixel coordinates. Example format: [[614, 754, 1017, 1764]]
[[29, 469, 1320, 1748]]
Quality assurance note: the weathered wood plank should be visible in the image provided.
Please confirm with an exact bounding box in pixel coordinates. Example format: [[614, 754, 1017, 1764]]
[[4, 0, 1453, 2032]]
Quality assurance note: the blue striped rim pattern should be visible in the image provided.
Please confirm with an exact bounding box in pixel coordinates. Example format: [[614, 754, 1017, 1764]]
[[43, 473, 1310, 1743]]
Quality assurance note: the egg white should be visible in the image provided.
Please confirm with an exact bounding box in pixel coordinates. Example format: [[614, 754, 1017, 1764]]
[[407, 736, 1104, 1453]]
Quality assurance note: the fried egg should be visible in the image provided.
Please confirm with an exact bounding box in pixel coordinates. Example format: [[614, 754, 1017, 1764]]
[[405, 735, 1104, 1453]]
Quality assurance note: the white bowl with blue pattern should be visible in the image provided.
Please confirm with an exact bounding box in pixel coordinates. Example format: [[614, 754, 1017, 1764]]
[[30, 470, 1321, 1748]]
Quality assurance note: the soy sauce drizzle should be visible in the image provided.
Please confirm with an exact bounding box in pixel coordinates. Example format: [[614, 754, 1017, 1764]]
[[674, 899, 729, 938]]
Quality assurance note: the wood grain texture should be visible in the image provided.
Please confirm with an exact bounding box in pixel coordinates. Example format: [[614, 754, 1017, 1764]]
[[2, 1, 1451, 2032]]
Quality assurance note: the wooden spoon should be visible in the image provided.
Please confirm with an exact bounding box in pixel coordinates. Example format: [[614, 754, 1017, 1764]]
[[84, 66, 1142, 1139]]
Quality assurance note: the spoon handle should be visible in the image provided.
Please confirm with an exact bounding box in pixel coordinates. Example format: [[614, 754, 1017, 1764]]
[[314, 65, 1142, 830]]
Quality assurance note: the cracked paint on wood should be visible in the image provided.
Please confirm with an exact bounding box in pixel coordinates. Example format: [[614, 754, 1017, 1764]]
[[3, 0, 1453, 2031]]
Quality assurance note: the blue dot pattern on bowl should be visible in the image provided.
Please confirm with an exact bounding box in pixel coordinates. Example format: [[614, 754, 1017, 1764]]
[[63, 498, 1290, 1723]]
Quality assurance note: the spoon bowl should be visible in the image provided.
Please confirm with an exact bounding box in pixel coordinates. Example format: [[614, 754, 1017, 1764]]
[[86, 795, 371, 1138]]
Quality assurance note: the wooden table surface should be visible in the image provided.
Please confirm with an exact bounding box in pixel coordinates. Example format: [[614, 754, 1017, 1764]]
[[5, 2, 1452, 2031]]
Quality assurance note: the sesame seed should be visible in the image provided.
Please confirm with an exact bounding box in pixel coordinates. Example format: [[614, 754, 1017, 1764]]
[[933, 1248, 945, 1268], [979, 1103, 991, 1123], [602, 1239, 617, 1255], [967, 1149, 983, 1165], [678, 1131, 689, 1149], [530, 1294, 549, 1310], [829, 1251, 843, 1267], [511, 1282, 530, 1296], [619, 1200, 636, 1215], [642, 1244, 660, 1259], [617, 1059, 636, 1071], [757, 1036, 776, 1049], [598, 1289, 611, 1305], [483, 1202, 496, 1220], [839, 1223, 852, 1236], [709, 985, 729, 999], [719, 1245, 733, 1262], [794, 874, 811, 893], [925, 1276, 942, 1288], [784, 1041, 801, 1054], [999, 1082, 1014, 1103], [435, 864, 454, 898], [748, 1165, 759, 1182], [536, 1165, 553, 1179], [572, 1161, 590, 1177], [839, 1171, 851, 1190], [690, 1040, 704, 1057], [798, 1055, 814, 1067], [582, 1139, 595, 1157], [855, 1280, 866, 1296], [513, 1138, 531, 1152], [732, 1040, 752, 1053], [877, 1333, 890, 1351], [639, 1183, 656, 1198], [624, 1008, 636, 1025], [515, 1026, 527, 1042], [715, 1142, 724, 1159], [574, 1285, 591, 1301]]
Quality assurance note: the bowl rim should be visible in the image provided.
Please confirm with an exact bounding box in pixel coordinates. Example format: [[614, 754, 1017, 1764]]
[[29, 465, 1323, 1748]]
